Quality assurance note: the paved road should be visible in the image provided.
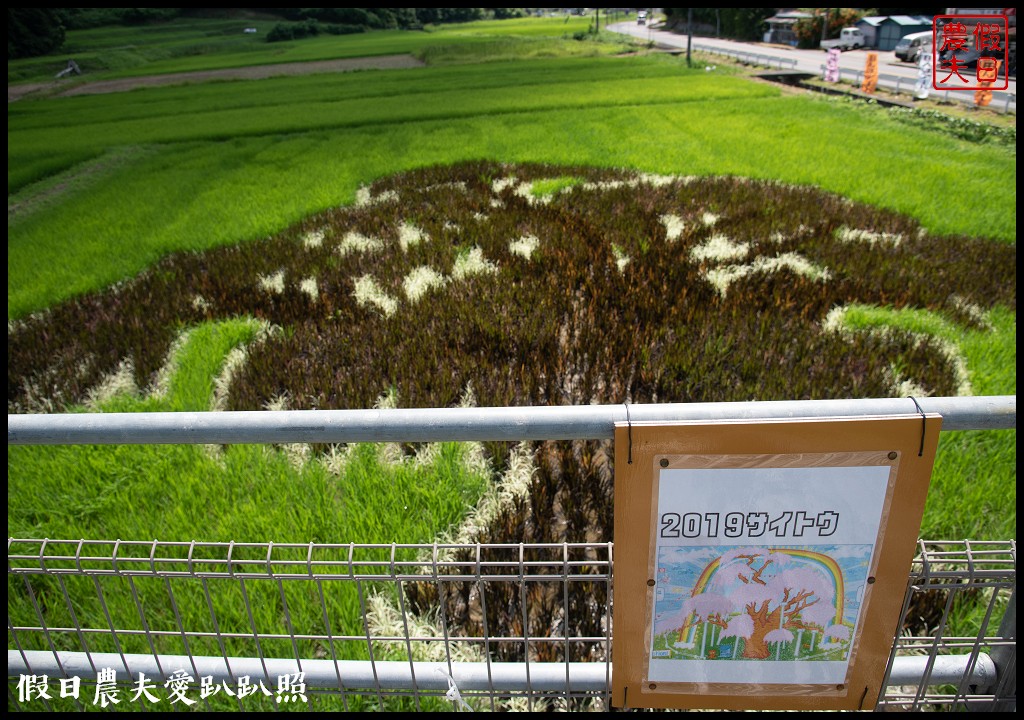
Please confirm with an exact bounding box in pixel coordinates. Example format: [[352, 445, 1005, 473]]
[[608, 22, 1016, 113]]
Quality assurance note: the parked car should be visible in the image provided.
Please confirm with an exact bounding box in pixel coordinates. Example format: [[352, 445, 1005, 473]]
[[894, 31, 932, 62]]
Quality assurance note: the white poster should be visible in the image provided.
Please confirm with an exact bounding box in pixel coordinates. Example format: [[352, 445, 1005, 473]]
[[647, 463, 890, 685], [915, 51, 932, 99]]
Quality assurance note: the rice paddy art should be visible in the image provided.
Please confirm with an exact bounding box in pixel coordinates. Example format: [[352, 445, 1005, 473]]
[[9, 161, 1014, 421], [7, 161, 1015, 658]]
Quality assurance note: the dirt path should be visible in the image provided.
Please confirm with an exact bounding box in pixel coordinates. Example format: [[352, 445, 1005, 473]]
[[8, 55, 425, 102]]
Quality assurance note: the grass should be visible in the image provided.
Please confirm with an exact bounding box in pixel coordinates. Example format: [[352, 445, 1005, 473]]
[[798, 75, 1018, 129]]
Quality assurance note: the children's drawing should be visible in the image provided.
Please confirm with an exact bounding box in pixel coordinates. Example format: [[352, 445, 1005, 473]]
[[651, 544, 871, 670]]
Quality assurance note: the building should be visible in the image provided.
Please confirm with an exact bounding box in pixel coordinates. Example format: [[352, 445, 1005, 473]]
[[876, 15, 935, 51], [763, 10, 812, 46], [854, 16, 887, 48]]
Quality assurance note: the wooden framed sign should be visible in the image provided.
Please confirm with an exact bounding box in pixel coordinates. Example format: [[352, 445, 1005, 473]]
[[612, 414, 941, 711]]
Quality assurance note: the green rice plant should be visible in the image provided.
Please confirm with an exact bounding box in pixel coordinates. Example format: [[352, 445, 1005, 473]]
[[8, 317, 491, 711], [830, 304, 1016, 540], [8, 14, 602, 84], [9, 55, 1014, 319], [528, 175, 585, 198], [6, 16, 1016, 694], [10, 165, 1014, 554], [413, 33, 634, 65]]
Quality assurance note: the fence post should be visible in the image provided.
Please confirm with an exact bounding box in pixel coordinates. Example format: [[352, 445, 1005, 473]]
[[987, 589, 1016, 710]]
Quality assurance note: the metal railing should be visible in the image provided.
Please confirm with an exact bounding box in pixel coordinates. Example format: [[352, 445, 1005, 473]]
[[7, 396, 1017, 711], [693, 43, 799, 70], [819, 64, 1017, 113]]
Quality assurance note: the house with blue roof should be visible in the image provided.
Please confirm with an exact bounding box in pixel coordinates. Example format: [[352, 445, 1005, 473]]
[[854, 16, 887, 48], [876, 15, 934, 51]]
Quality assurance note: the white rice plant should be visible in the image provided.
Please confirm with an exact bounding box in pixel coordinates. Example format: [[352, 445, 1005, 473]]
[[299, 276, 318, 301], [660, 214, 686, 243], [638, 172, 683, 187], [949, 294, 995, 331], [705, 253, 830, 296], [581, 179, 627, 191], [211, 320, 275, 412], [258, 269, 285, 293], [491, 176, 517, 194], [354, 186, 398, 207], [403, 266, 447, 302], [338, 231, 384, 256], [836, 226, 903, 247], [452, 247, 498, 280], [509, 234, 540, 260], [398, 222, 428, 252], [690, 234, 749, 262], [302, 228, 325, 249], [353, 275, 398, 316], [611, 244, 630, 274], [85, 359, 139, 410], [821, 307, 972, 397]]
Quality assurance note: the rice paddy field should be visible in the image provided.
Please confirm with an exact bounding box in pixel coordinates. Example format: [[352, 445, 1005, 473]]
[[7, 13, 1016, 711]]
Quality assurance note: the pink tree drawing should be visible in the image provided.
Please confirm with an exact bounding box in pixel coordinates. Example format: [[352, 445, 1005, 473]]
[[678, 547, 839, 660]]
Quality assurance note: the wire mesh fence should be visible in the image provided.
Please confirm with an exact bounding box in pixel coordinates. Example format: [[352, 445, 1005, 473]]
[[7, 397, 1016, 710], [8, 537, 1014, 711], [878, 539, 1016, 712], [8, 539, 613, 711]]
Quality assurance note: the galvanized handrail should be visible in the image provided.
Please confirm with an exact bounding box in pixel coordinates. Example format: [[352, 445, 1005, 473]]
[[7, 396, 1015, 446], [7, 397, 1016, 710], [693, 43, 799, 69]]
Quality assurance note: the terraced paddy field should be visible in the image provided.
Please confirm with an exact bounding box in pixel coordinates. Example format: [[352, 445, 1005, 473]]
[[7, 15, 1015, 710]]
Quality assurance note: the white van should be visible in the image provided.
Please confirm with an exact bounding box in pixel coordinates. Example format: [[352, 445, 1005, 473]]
[[895, 31, 933, 63]]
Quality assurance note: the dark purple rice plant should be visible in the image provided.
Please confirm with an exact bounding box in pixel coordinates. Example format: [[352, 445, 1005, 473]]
[[8, 161, 1016, 660]]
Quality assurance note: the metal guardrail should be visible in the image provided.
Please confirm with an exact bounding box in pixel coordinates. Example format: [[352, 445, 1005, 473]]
[[693, 43, 798, 70], [7, 396, 1016, 445], [7, 397, 1017, 711], [819, 65, 1017, 113]]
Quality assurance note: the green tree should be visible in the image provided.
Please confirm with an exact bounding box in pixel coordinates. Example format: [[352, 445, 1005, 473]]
[[794, 8, 865, 49], [8, 8, 65, 59], [664, 8, 775, 41]]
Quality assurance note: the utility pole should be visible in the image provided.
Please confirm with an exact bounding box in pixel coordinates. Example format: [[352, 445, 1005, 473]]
[[687, 8, 693, 67], [821, 8, 830, 45]]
